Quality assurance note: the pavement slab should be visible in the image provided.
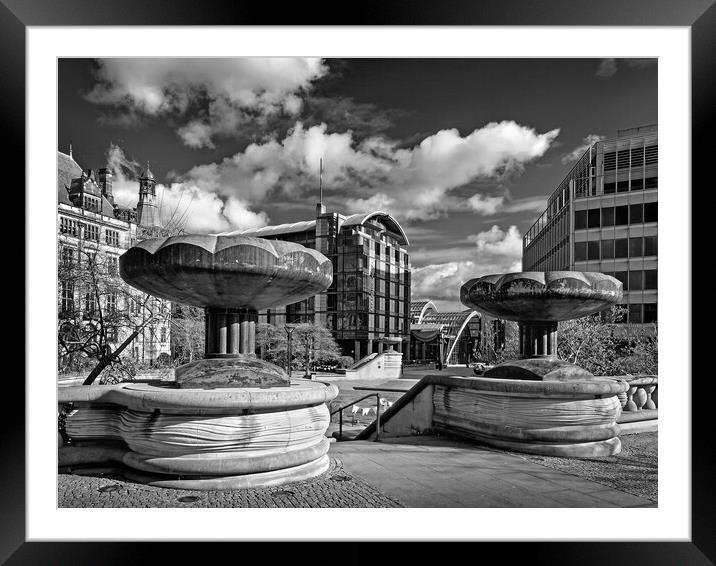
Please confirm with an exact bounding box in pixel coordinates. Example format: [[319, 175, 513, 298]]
[[58, 434, 656, 509]]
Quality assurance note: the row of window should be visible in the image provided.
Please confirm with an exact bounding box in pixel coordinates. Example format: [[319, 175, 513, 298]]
[[60, 283, 119, 315], [606, 269, 658, 291], [603, 145, 658, 171], [61, 247, 119, 274], [574, 235, 657, 261], [603, 176, 657, 194], [59, 217, 122, 246], [574, 202, 657, 229]]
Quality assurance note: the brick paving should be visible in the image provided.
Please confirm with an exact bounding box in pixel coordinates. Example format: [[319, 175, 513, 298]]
[[58, 456, 404, 508]]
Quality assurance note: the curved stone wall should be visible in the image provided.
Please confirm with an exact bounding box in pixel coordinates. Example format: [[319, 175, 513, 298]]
[[58, 380, 338, 489]]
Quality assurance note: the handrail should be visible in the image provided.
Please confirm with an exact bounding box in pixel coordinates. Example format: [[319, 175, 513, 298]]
[[329, 392, 382, 442]]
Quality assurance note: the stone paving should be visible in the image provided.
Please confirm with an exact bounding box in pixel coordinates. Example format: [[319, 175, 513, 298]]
[[58, 434, 655, 508], [331, 436, 656, 508], [58, 456, 404, 508]]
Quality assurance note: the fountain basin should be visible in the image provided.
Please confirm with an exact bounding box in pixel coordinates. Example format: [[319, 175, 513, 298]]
[[58, 379, 339, 489]]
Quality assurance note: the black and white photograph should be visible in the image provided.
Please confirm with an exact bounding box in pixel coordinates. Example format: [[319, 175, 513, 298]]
[[56, 56, 660, 509], [11, 9, 706, 559]]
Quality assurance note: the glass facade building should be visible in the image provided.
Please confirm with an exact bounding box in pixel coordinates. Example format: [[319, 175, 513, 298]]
[[229, 205, 412, 361], [522, 124, 658, 327]]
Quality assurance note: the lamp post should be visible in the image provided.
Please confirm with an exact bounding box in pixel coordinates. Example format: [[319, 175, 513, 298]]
[[303, 332, 313, 379], [284, 324, 296, 378], [437, 326, 446, 370]]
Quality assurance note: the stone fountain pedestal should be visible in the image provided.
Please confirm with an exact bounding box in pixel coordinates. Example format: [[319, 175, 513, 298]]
[[58, 235, 338, 489], [458, 271, 629, 458]]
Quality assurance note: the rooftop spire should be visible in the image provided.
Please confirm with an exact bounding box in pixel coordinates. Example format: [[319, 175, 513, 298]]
[[69, 141, 73, 159]]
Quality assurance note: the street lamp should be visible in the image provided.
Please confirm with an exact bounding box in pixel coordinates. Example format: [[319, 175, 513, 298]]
[[284, 324, 296, 378], [437, 326, 446, 370], [303, 332, 313, 379]]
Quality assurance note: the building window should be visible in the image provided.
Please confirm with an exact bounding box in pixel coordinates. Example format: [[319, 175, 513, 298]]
[[160, 326, 167, 343], [615, 206, 629, 226], [604, 182, 616, 194], [61, 246, 75, 266], [60, 217, 78, 236], [83, 195, 100, 213], [84, 223, 100, 241], [574, 210, 587, 230], [644, 202, 658, 222], [629, 270, 643, 291], [614, 238, 628, 259], [630, 147, 644, 167], [630, 178, 644, 191], [604, 152, 616, 171], [85, 292, 96, 316], [645, 177, 658, 190], [60, 281, 74, 314], [587, 241, 600, 260], [644, 235, 658, 256], [614, 271, 628, 291], [629, 204, 644, 224], [644, 269, 658, 290], [617, 180, 629, 193], [574, 242, 587, 262], [628, 304, 643, 323], [601, 239, 614, 259], [587, 209, 600, 228], [629, 237, 643, 257], [643, 303, 657, 323], [105, 229, 120, 246], [107, 256, 118, 275], [617, 150, 630, 169], [644, 145, 658, 165], [601, 207, 615, 227], [106, 292, 117, 313]]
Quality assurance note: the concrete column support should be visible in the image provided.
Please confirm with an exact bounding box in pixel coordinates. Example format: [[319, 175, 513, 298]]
[[205, 307, 258, 358]]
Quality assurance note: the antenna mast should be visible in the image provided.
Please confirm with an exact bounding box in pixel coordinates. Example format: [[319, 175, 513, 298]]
[[319, 158, 323, 206]]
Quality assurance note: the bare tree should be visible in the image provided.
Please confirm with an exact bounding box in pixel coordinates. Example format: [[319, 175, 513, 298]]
[[57, 243, 171, 384]]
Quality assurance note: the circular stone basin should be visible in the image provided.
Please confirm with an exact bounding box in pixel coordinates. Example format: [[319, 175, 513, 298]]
[[433, 375, 629, 457], [58, 380, 339, 490], [119, 234, 333, 310], [460, 271, 622, 321]]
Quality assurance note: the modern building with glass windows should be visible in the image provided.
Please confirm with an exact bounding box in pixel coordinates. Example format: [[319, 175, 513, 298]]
[[522, 124, 658, 327], [227, 203, 412, 361]]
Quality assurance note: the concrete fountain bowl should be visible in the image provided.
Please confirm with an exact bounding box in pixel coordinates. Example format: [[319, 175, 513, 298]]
[[120, 234, 333, 389], [58, 235, 339, 489], [452, 271, 629, 457]]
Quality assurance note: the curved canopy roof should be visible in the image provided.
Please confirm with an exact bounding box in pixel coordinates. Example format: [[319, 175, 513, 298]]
[[410, 300, 438, 323], [341, 211, 409, 245]]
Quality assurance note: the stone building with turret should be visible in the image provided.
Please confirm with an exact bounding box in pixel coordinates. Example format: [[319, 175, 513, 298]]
[[57, 149, 171, 368]]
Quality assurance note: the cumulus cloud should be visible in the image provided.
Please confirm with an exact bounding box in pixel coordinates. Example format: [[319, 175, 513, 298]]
[[105, 144, 268, 234], [411, 225, 523, 302], [467, 193, 547, 216], [561, 134, 604, 165], [596, 58, 657, 78], [86, 58, 327, 147], [182, 120, 559, 221], [467, 194, 505, 215]]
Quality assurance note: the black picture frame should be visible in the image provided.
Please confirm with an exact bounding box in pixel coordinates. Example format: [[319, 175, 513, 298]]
[[8, 0, 710, 563]]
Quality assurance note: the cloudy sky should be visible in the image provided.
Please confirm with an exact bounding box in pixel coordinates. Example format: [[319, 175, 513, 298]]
[[59, 58, 657, 310]]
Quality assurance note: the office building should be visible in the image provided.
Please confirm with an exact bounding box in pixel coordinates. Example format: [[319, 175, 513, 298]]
[[522, 125, 658, 326], [224, 203, 411, 361]]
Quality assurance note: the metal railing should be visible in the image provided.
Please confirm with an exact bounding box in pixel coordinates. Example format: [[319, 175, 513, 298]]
[[330, 392, 382, 442]]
